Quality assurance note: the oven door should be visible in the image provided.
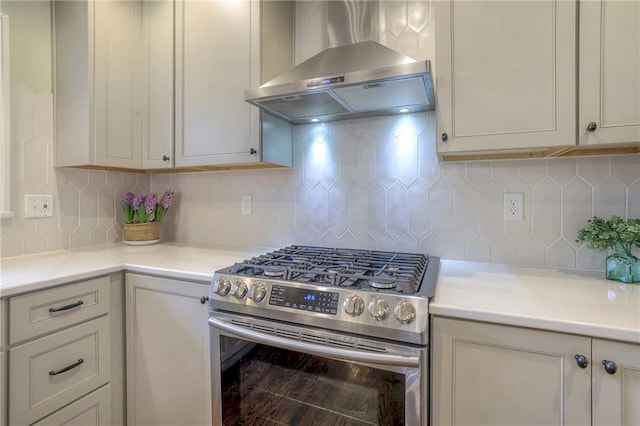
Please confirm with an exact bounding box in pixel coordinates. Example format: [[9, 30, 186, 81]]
[[209, 311, 427, 426]]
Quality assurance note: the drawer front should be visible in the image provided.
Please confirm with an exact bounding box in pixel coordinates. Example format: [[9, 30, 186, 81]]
[[31, 384, 111, 426], [9, 276, 110, 345], [9, 316, 111, 425]]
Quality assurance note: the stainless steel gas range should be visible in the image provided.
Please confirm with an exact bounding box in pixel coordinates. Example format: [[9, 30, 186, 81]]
[[207, 245, 440, 425]]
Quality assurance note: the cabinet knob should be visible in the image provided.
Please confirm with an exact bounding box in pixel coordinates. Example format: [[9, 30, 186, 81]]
[[441, 132, 448, 142], [162, 155, 170, 162], [249, 148, 257, 155], [586, 122, 598, 132], [602, 360, 617, 375], [200, 296, 209, 305], [574, 354, 588, 369]]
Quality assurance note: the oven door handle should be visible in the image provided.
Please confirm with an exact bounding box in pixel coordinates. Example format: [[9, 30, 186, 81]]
[[208, 317, 420, 368]]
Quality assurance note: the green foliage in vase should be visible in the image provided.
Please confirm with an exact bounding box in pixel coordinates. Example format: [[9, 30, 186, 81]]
[[576, 215, 640, 251]]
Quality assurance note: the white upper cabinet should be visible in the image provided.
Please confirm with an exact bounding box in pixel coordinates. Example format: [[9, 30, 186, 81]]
[[55, 0, 293, 171], [436, 0, 577, 157], [174, 0, 257, 167], [579, 0, 640, 147], [54, 0, 143, 169], [141, 0, 174, 169]]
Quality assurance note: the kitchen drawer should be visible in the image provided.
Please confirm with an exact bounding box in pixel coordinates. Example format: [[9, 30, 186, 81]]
[[31, 384, 111, 426], [9, 276, 110, 345], [9, 316, 111, 425]]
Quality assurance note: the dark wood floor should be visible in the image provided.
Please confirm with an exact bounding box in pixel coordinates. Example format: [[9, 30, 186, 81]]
[[221, 345, 405, 426]]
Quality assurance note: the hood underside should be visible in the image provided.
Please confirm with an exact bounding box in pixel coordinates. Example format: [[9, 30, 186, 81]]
[[245, 41, 435, 125]]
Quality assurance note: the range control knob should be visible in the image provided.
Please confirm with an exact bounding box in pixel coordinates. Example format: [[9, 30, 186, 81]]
[[394, 301, 416, 325], [343, 295, 365, 317], [231, 281, 248, 299], [248, 282, 267, 302], [368, 298, 390, 321], [213, 278, 231, 296]]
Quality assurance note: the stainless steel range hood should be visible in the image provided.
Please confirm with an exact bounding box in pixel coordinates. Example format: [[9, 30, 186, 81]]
[[244, 2, 435, 125]]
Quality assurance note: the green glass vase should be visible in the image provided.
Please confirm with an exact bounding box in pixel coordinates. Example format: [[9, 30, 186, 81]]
[[606, 242, 640, 284]]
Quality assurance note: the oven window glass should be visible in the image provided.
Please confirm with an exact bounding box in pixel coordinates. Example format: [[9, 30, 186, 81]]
[[220, 336, 406, 425]]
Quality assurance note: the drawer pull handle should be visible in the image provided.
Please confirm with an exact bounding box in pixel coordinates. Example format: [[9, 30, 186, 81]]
[[49, 358, 84, 376], [49, 300, 84, 313]]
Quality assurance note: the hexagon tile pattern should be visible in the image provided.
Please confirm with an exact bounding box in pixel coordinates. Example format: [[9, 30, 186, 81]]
[[0, 83, 150, 258]]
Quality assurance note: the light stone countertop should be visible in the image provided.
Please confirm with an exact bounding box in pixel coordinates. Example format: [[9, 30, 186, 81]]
[[1, 244, 639, 344], [0, 242, 266, 297], [431, 260, 640, 344]]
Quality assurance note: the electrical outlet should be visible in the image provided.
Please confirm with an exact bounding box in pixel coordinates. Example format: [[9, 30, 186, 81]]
[[503, 192, 524, 221], [241, 194, 252, 215], [25, 194, 54, 219]]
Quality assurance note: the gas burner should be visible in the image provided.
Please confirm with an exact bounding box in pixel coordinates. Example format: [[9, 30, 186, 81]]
[[226, 245, 433, 294], [368, 280, 397, 290]]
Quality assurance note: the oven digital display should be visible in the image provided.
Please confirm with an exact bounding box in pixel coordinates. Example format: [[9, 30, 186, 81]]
[[269, 285, 339, 315]]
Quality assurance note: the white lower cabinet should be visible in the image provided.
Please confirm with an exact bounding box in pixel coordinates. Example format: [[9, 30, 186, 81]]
[[432, 317, 640, 426], [592, 339, 640, 425], [0, 350, 5, 426], [125, 273, 212, 425], [1, 299, 5, 426], [31, 384, 112, 426], [6, 273, 125, 426], [10, 317, 111, 425]]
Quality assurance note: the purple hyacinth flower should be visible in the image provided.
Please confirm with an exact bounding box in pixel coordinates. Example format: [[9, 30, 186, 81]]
[[160, 190, 175, 209], [122, 191, 135, 206], [145, 193, 158, 214], [132, 195, 143, 210]]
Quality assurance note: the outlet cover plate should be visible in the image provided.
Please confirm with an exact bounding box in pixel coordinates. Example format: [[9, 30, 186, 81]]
[[504, 192, 524, 221], [25, 194, 54, 219]]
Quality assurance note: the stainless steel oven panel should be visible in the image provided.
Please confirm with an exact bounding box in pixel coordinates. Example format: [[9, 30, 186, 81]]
[[209, 276, 431, 345], [209, 311, 428, 426]]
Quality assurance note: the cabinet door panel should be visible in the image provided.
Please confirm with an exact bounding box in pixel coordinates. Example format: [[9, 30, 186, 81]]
[[125, 273, 211, 425], [432, 317, 591, 425], [93, 0, 142, 168], [1, 351, 5, 426], [579, 0, 640, 146], [141, 0, 173, 169], [592, 339, 640, 425], [175, 0, 257, 166], [436, 0, 576, 154]]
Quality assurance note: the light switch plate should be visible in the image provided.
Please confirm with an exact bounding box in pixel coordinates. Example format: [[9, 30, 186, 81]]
[[241, 195, 252, 215]]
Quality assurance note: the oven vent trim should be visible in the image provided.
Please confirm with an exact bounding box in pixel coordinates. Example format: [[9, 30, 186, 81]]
[[229, 318, 388, 354]]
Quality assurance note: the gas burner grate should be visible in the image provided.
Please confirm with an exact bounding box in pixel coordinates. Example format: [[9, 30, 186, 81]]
[[230, 245, 429, 294]]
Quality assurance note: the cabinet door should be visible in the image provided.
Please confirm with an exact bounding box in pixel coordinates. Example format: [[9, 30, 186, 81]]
[[174, 0, 259, 167], [1, 351, 5, 426], [141, 0, 174, 169], [432, 317, 591, 426], [93, 0, 142, 168], [436, 0, 576, 155], [579, 0, 640, 146], [592, 339, 640, 425], [125, 273, 211, 425]]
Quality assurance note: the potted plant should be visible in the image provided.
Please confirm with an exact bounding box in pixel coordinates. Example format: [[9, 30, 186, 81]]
[[576, 215, 640, 283], [121, 190, 175, 244]]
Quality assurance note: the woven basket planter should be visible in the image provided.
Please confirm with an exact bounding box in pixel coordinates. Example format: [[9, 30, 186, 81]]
[[123, 222, 162, 243]]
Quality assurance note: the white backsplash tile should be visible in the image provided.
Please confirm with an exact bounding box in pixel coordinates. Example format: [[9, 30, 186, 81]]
[[3, 0, 638, 275], [1, 83, 149, 258]]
